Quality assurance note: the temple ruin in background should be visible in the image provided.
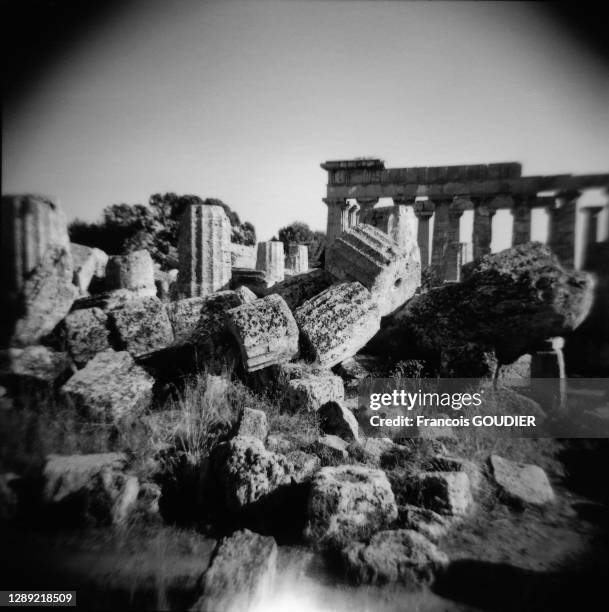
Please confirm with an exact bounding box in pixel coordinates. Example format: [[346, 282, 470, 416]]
[[321, 158, 609, 281]]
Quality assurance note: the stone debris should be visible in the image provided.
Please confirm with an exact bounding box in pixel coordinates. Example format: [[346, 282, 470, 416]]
[[285, 243, 308, 274], [105, 249, 156, 296], [109, 296, 174, 356], [326, 223, 420, 317], [226, 294, 299, 372], [195, 529, 277, 612], [304, 465, 397, 546], [429, 455, 483, 492], [401, 505, 452, 543], [236, 407, 268, 441], [416, 471, 474, 516], [285, 451, 321, 483], [0, 345, 73, 389], [9, 245, 77, 347], [229, 268, 268, 295], [285, 374, 344, 412], [295, 282, 381, 368], [256, 240, 285, 286], [313, 434, 349, 460], [490, 454, 555, 507], [318, 400, 359, 441], [264, 269, 334, 311], [211, 436, 293, 513], [353, 437, 397, 465], [70, 242, 108, 294], [60, 349, 154, 422], [63, 307, 111, 368], [341, 528, 448, 586], [42, 453, 139, 525]]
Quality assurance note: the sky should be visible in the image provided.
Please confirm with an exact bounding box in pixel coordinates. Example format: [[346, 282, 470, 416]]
[[3, 0, 609, 253]]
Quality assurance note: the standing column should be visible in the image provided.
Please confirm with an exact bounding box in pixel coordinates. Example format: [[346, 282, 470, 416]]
[[348, 202, 360, 228], [445, 201, 464, 281], [430, 198, 450, 281], [177, 202, 232, 297], [414, 200, 434, 268], [323, 197, 350, 248], [256, 240, 285, 286], [581, 205, 605, 270], [472, 197, 496, 259], [511, 195, 533, 246], [547, 190, 579, 268], [356, 197, 379, 226]]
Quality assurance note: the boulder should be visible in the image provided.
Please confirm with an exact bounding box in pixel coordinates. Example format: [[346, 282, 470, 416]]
[[109, 296, 174, 356], [63, 307, 111, 367], [226, 294, 299, 372], [211, 436, 293, 513], [489, 454, 555, 507], [318, 401, 359, 441], [264, 269, 334, 311], [351, 437, 397, 466], [42, 453, 139, 525], [416, 472, 473, 516], [341, 529, 448, 586], [196, 529, 277, 612], [295, 282, 381, 368], [0, 345, 73, 389], [236, 407, 268, 441], [70, 243, 108, 294], [304, 465, 397, 546], [9, 245, 77, 347], [286, 451, 321, 483], [60, 349, 154, 422], [370, 242, 595, 373], [105, 249, 156, 296], [326, 223, 421, 316], [401, 505, 452, 543], [314, 434, 349, 460], [429, 456, 483, 492], [285, 374, 344, 412]]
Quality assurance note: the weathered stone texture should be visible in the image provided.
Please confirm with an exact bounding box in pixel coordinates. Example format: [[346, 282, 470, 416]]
[[490, 454, 555, 506], [285, 374, 344, 412], [416, 472, 473, 516], [226, 294, 299, 371], [318, 400, 359, 441], [236, 407, 268, 441], [0, 345, 73, 388], [105, 249, 156, 296], [305, 465, 397, 546], [341, 529, 448, 586], [326, 223, 420, 317], [285, 243, 308, 274], [295, 282, 380, 368], [256, 241, 285, 286], [109, 296, 174, 356], [63, 307, 111, 367], [264, 269, 334, 311], [196, 529, 277, 612], [177, 203, 232, 297], [70, 242, 108, 294], [42, 453, 139, 525], [60, 349, 154, 422]]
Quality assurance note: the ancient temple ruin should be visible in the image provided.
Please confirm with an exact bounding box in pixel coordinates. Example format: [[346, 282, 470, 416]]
[[321, 159, 609, 281]]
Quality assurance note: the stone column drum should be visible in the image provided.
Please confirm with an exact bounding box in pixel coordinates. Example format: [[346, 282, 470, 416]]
[[177, 203, 232, 297], [256, 241, 285, 286], [105, 249, 156, 296], [285, 243, 308, 274], [547, 191, 579, 268]]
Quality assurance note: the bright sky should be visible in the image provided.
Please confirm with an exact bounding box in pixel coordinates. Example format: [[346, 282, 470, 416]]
[[3, 0, 608, 249]]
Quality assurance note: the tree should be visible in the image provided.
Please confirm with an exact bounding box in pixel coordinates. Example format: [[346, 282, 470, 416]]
[[275, 222, 326, 268]]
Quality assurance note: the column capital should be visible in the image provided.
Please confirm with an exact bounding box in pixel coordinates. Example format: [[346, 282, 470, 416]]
[[392, 195, 415, 206], [323, 197, 349, 208], [414, 200, 435, 217], [356, 197, 379, 207], [448, 198, 465, 218]]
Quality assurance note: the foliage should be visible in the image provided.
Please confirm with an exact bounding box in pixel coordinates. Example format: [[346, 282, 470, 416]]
[[274, 221, 326, 267], [69, 193, 256, 270]]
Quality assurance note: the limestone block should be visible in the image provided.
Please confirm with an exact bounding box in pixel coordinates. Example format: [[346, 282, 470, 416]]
[[256, 241, 285, 286], [318, 400, 359, 441], [236, 407, 268, 441], [109, 296, 174, 356], [196, 529, 277, 612], [226, 294, 299, 372], [70, 243, 108, 294], [313, 434, 349, 460], [295, 282, 380, 368], [42, 453, 139, 525], [105, 249, 156, 296], [9, 245, 77, 347], [177, 204, 232, 297], [229, 268, 268, 295], [60, 349, 154, 422], [63, 307, 111, 367], [326, 223, 420, 316], [211, 436, 293, 513], [304, 465, 398, 546], [285, 244, 308, 274], [285, 374, 344, 412], [341, 529, 448, 586], [264, 269, 334, 311], [490, 454, 555, 506], [0, 345, 73, 389], [416, 472, 473, 516]]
